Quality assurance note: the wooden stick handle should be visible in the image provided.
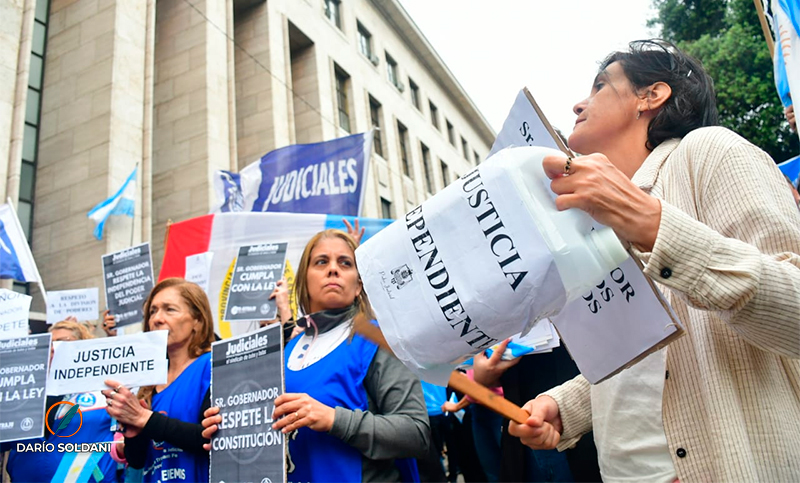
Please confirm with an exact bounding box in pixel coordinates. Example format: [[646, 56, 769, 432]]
[[447, 371, 529, 424], [352, 314, 529, 424], [754, 0, 775, 58]]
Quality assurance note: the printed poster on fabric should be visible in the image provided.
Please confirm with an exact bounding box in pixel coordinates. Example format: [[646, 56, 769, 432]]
[[0, 334, 50, 443], [210, 324, 285, 483], [158, 213, 392, 340]]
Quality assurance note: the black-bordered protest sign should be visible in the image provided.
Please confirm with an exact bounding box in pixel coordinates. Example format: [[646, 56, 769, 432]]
[[0, 334, 50, 443], [223, 243, 288, 321], [210, 324, 285, 483], [102, 243, 154, 328], [46, 331, 168, 395]]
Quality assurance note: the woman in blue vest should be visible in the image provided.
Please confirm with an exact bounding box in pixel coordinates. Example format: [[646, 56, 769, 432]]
[[203, 229, 431, 482], [103, 278, 215, 483], [4, 319, 119, 483]]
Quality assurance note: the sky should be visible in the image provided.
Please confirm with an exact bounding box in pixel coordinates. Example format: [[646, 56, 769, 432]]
[[397, 0, 658, 136]]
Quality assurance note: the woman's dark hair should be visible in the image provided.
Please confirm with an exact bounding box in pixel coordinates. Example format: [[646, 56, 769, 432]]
[[601, 39, 719, 150]]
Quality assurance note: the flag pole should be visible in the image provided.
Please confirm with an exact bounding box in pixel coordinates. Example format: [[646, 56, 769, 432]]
[[754, 0, 776, 58], [131, 162, 140, 248], [6, 197, 46, 301]]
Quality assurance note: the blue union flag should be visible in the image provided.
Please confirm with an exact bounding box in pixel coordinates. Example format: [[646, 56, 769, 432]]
[[213, 131, 373, 216]]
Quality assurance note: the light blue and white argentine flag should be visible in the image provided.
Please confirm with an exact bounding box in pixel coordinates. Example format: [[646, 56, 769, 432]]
[[0, 202, 41, 283], [87, 168, 136, 240], [773, 0, 800, 111]]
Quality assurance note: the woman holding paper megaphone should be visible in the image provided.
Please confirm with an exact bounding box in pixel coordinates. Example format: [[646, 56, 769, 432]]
[[3, 318, 119, 483], [102, 278, 215, 483], [201, 229, 430, 482], [507, 40, 800, 482]]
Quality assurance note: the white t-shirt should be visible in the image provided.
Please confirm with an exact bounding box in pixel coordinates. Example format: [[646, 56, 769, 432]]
[[591, 348, 677, 483]]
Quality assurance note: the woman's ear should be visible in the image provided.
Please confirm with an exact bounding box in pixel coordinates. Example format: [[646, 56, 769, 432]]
[[645, 81, 672, 111]]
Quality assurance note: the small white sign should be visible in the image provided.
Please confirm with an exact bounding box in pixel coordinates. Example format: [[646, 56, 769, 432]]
[[0, 289, 32, 340], [46, 288, 99, 324], [185, 252, 214, 293], [47, 331, 168, 395]]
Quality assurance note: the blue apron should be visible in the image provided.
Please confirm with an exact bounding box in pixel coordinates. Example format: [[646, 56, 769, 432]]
[[7, 391, 118, 482], [285, 329, 419, 483], [285, 330, 377, 483], [144, 352, 211, 483]]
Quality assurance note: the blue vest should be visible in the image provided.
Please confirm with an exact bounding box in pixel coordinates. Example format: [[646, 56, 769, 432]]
[[144, 353, 211, 483], [7, 391, 118, 483], [285, 330, 377, 483]]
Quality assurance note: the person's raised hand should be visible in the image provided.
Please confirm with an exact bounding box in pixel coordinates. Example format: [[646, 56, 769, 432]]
[[270, 278, 291, 323], [343, 218, 365, 246], [786, 104, 796, 132], [102, 310, 117, 337], [272, 393, 335, 434], [472, 338, 520, 388], [542, 153, 661, 251], [508, 395, 562, 450]]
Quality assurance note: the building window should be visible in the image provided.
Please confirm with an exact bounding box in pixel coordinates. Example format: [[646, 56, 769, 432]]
[[357, 22, 374, 62], [421, 143, 433, 194], [335, 66, 351, 133], [380, 197, 393, 219], [429, 101, 439, 130], [19, 0, 50, 245], [386, 54, 402, 91], [369, 96, 383, 157], [473, 150, 481, 164], [461, 136, 469, 160], [409, 79, 420, 110], [446, 120, 455, 146], [397, 122, 411, 178], [324, 0, 342, 30], [440, 160, 451, 187]]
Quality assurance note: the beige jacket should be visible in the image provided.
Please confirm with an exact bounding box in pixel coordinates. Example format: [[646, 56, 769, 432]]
[[546, 127, 800, 482]]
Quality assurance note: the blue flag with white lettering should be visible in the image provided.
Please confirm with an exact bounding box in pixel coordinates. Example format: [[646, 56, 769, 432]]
[[213, 132, 373, 216]]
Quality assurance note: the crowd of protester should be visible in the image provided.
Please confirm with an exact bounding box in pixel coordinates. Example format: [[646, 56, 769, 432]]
[[3, 38, 800, 482]]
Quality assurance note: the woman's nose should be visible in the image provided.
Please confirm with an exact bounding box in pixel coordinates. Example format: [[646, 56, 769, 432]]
[[573, 98, 587, 116]]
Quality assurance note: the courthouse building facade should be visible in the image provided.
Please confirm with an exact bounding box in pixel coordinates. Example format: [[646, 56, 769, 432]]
[[0, 0, 494, 312]]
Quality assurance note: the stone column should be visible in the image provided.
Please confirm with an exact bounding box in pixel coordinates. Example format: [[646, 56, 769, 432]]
[[151, 0, 233, 271], [33, 0, 147, 309]]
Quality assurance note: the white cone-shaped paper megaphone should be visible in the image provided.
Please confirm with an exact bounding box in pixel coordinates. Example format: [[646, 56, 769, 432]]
[[356, 146, 628, 384]]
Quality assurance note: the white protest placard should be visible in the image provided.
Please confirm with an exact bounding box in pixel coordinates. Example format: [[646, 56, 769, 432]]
[[551, 256, 682, 383], [186, 252, 214, 293], [46, 288, 99, 324], [488, 88, 569, 158], [0, 289, 32, 340], [47, 330, 168, 395]]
